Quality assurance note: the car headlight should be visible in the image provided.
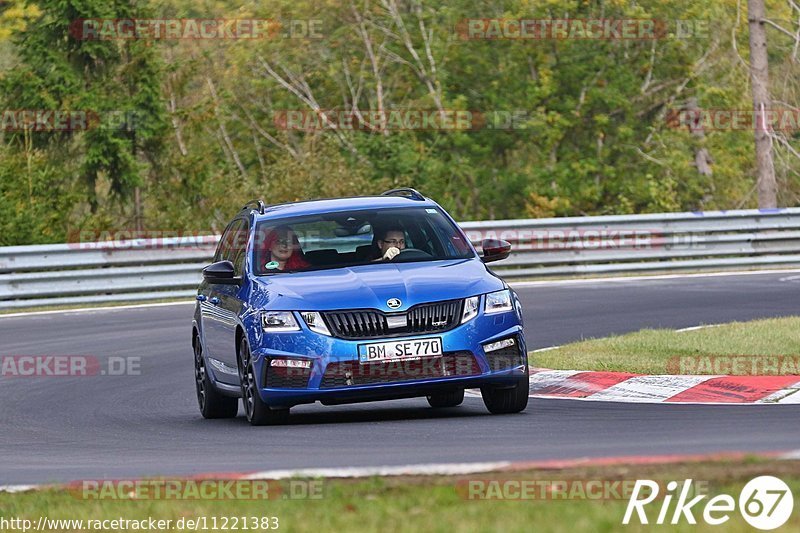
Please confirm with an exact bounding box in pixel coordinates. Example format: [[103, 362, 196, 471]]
[[462, 296, 479, 323], [300, 311, 331, 336], [485, 289, 513, 315], [261, 311, 300, 332]]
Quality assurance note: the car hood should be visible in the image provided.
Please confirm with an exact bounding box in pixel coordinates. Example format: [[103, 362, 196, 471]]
[[250, 259, 504, 312]]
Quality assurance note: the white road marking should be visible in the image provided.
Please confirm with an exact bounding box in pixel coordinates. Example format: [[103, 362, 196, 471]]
[[510, 268, 800, 288], [243, 462, 513, 480], [675, 324, 723, 332], [531, 345, 561, 352], [0, 300, 194, 319], [0, 485, 39, 493]]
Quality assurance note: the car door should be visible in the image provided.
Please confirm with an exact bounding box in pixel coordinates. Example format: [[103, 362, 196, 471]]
[[215, 217, 250, 378], [201, 219, 245, 384]]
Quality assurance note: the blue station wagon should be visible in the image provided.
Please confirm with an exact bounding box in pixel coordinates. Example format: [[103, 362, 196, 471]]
[[192, 189, 529, 425]]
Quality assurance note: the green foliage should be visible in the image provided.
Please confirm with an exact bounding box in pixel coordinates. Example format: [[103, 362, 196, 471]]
[[1, 0, 799, 244], [1, 0, 168, 231]]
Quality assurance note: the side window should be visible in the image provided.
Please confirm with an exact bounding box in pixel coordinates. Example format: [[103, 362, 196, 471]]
[[214, 220, 239, 262], [231, 219, 250, 277]]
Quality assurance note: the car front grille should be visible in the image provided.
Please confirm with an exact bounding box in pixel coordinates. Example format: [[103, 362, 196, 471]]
[[325, 310, 388, 338], [323, 299, 463, 340], [484, 336, 526, 371], [320, 351, 480, 388], [264, 363, 312, 389]]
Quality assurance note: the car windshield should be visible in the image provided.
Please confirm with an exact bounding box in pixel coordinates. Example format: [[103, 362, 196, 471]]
[[252, 207, 474, 275]]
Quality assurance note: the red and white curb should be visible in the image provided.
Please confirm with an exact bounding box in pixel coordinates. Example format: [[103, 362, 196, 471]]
[[490, 369, 800, 404], [3, 450, 800, 494]]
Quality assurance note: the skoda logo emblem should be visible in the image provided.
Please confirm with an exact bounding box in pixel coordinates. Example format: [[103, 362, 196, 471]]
[[387, 298, 402, 309]]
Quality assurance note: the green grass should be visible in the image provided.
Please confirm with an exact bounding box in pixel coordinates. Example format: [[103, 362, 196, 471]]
[[530, 316, 800, 375], [2, 460, 799, 532]]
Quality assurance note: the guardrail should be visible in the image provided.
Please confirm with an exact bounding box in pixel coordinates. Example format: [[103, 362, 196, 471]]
[[2, 208, 800, 309]]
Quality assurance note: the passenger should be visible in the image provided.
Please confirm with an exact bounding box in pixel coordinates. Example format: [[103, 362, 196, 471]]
[[263, 225, 309, 271], [372, 226, 407, 261]]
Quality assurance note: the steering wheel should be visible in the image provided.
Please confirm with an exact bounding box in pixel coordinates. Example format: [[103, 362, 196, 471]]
[[389, 248, 432, 261]]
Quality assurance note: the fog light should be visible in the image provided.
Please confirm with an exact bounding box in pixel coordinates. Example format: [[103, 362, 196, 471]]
[[269, 359, 312, 369], [483, 337, 516, 353]]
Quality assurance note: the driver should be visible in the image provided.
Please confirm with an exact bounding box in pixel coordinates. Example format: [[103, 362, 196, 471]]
[[373, 227, 406, 261]]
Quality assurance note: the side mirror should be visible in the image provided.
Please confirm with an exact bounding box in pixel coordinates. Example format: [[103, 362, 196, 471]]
[[203, 260, 241, 285], [481, 239, 511, 263]]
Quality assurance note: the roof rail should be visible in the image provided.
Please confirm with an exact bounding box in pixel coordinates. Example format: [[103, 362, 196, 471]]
[[380, 188, 426, 201], [242, 199, 267, 214]]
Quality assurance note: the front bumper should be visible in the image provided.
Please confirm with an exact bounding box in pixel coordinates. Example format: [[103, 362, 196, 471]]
[[249, 309, 527, 407]]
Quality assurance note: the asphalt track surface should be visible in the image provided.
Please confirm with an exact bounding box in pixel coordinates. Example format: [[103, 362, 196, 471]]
[[1, 271, 799, 484]]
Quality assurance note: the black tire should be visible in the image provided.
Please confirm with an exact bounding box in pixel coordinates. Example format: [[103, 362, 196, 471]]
[[194, 338, 238, 419], [427, 389, 465, 408], [239, 338, 290, 426], [481, 374, 529, 414]]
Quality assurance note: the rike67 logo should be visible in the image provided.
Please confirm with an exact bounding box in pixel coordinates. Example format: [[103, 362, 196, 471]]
[[623, 476, 794, 530]]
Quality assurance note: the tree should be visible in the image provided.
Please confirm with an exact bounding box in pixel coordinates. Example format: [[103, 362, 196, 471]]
[[1, 0, 168, 227], [748, 0, 777, 208]]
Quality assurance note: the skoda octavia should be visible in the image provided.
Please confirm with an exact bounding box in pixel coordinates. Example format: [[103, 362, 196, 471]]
[[192, 188, 529, 425]]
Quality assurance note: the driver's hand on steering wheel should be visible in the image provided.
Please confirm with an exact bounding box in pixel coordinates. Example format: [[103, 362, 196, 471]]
[[382, 247, 401, 261]]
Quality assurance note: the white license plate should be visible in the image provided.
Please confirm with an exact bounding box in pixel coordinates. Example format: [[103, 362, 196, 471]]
[[358, 337, 443, 363]]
